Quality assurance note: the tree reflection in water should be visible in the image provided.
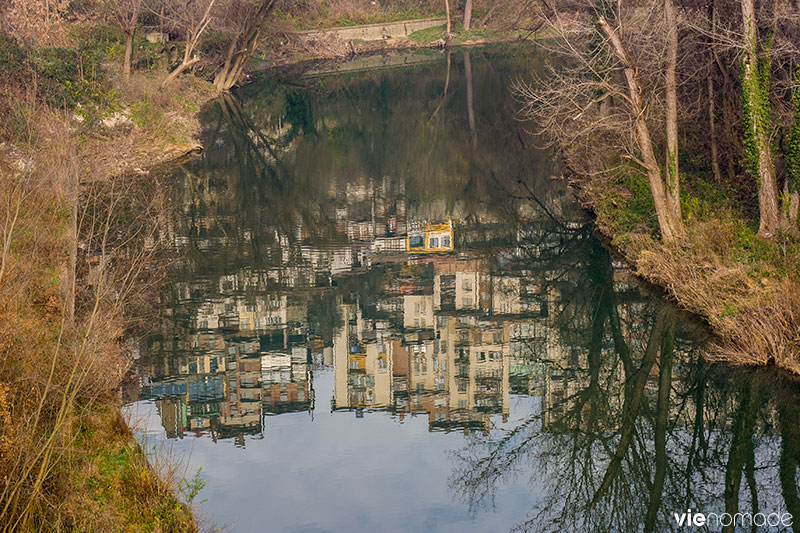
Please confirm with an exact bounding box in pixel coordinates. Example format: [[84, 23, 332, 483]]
[[449, 222, 800, 532]]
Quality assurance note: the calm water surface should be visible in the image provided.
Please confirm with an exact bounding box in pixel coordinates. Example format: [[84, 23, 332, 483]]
[[126, 47, 800, 532]]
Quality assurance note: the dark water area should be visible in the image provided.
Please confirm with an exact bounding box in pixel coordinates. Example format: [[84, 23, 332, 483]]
[[126, 47, 800, 532]]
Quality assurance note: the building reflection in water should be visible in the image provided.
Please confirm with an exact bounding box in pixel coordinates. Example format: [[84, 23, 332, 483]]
[[135, 160, 602, 443]]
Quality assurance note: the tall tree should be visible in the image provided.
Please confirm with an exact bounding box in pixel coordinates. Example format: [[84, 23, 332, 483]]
[[517, 2, 685, 242], [598, 15, 684, 242], [663, 0, 682, 232], [444, 0, 453, 37], [740, 0, 781, 236], [463, 0, 473, 30]]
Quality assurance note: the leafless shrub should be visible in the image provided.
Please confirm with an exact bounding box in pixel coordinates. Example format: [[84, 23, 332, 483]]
[[0, 89, 191, 529]]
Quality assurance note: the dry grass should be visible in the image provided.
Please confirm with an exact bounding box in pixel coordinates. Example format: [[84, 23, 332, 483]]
[[80, 71, 215, 181], [0, 45, 204, 533], [626, 219, 800, 375]]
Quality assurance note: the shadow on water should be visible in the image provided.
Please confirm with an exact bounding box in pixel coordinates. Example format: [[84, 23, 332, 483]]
[[129, 47, 800, 532]]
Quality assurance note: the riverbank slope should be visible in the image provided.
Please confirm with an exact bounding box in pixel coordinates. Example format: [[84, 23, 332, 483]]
[[0, 27, 212, 529], [570, 171, 800, 376]]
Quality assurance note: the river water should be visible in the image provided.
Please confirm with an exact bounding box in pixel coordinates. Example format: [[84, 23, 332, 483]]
[[126, 47, 800, 532]]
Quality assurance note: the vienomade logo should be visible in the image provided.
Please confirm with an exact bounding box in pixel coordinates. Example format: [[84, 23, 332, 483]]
[[672, 509, 793, 530]]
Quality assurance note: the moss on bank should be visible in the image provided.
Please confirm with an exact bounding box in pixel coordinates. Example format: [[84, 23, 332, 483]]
[[65, 407, 196, 531]]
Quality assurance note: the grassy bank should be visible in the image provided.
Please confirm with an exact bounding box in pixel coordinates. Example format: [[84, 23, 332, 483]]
[[576, 170, 800, 375], [275, 1, 445, 30], [0, 24, 212, 531]]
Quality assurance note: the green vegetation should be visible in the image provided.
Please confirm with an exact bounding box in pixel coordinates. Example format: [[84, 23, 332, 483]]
[[408, 23, 520, 45], [75, 411, 196, 531], [0, 13, 211, 533], [593, 168, 658, 237], [584, 160, 800, 372], [0, 26, 122, 110], [408, 23, 448, 42], [515, 0, 800, 374], [786, 70, 800, 193], [276, 1, 445, 30], [740, 54, 772, 186], [0, 145, 199, 529]]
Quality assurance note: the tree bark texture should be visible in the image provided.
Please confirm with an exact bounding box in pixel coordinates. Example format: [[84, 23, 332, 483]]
[[123, 30, 134, 78], [445, 0, 452, 36], [709, 75, 723, 182], [664, 0, 682, 226], [740, 0, 781, 236]]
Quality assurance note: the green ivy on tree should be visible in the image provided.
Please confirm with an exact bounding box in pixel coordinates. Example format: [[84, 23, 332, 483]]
[[786, 70, 800, 193], [740, 50, 773, 186]]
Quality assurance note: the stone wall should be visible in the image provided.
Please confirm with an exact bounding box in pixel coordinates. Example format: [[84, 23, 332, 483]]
[[296, 17, 447, 43]]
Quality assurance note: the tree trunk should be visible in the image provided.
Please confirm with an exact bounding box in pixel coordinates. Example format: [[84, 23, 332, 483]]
[[213, 32, 242, 94], [591, 304, 671, 505], [444, 0, 452, 36], [741, 0, 781, 236], [706, 0, 723, 183], [664, 0, 682, 228], [723, 384, 761, 533], [715, 56, 739, 182], [779, 403, 800, 527], [709, 75, 723, 182], [643, 323, 674, 533], [599, 17, 682, 242], [212, 0, 275, 94], [463, 0, 473, 31], [123, 30, 134, 79], [214, 53, 247, 94], [161, 56, 200, 89], [430, 51, 451, 121]]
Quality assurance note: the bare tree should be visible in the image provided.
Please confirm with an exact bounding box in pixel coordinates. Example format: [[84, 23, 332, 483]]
[[156, 0, 217, 89], [102, 0, 143, 78], [708, 74, 723, 182], [212, 0, 277, 94], [518, 3, 684, 242], [599, 15, 682, 241], [463, 0, 473, 30], [663, 0, 682, 233], [444, 0, 453, 37]]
